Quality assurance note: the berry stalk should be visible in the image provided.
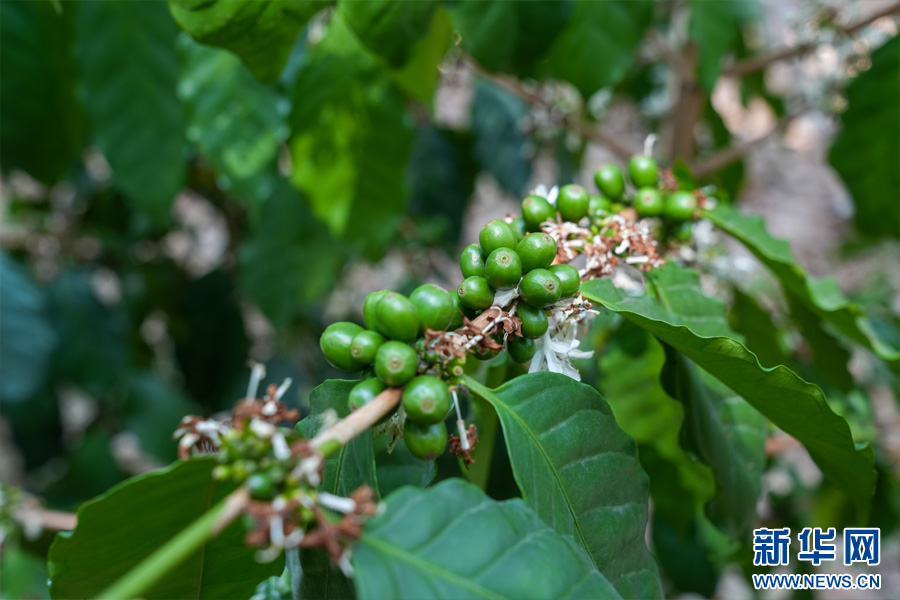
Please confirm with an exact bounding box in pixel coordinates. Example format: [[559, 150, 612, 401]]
[[310, 388, 402, 457]]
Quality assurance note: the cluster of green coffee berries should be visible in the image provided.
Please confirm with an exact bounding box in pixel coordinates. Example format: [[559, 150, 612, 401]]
[[593, 155, 699, 239], [214, 428, 296, 501]]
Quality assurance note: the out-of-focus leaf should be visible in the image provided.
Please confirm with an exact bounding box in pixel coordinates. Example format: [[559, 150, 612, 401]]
[[728, 288, 789, 368], [178, 36, 290, 183], [0, 254, 57, 404], [788, 295, 854, 394], [651, 511, 719, 597], [830, 36, 900, 239], [169, 0, 326, 82], [289, 14, 413, 255], [465, 374, 663, 599], [48, 459, 280, 599], [74, 0, 185, 224], [44, 431, 127, 507], [340, 0, 436, 67], [704, 204, 900, 364], [0, 542, 50, 600], [374, 438, 436, 498], [702, 100, 744, 197], [387, 6, 453, 102], [0, 0, 83, 183], [545, 0, 653, 98], [123, 373, 197, 463], [582, 266, 876, 519], [471, 81, 532, 196], [353, 479, 622, 600], [689, 0, 742, 90], [449, 0, 574, 77]]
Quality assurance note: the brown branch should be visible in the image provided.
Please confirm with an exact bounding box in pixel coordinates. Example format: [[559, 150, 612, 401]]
[[310, 388, 402, 451], [723, 1, 900, 78], [691, 113, 797, 178], [14, 507, 77, 532]]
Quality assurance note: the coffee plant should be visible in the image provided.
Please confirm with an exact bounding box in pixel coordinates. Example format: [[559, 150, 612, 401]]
[[1, 1, 898, 599]]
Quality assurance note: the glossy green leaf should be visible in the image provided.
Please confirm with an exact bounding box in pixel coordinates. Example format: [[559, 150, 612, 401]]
[[169, 0, 326, 82], [660, 347, 767, 538], [178, 36, 289, 183], [830, 36, 899, 239], [353, 478, 621, 600], [74, 0, 185, 224], [288, 14, 413, 254], [375, 438, 436, 498], [464, 374, 663, 599], [0, 254, 57, 404], [48, 459, 280, 599], [704, 204, 900, 364], [0, 0, 83, 183], [546, 0, 653, 98], [449, 0, 574, 77], [581, 266, 876, 519], [471, 81, 532, 196]]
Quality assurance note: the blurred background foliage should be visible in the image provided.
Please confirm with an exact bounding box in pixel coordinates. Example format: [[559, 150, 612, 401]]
[[1, 0, 898, 598]]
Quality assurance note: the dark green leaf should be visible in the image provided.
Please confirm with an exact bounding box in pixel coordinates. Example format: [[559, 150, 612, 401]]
[[178, 36, 289, 184], [0, 542, 50, 600], [123, 373, 198, 463], [545, 0, 653, 98], [340, 0, 437, 67], [830, 36, 900, 239], [74, 0, 185, 224], [375, 439, 436, 498], [728, 288, 789, 368], [704, 204, 900, 364], [581, 266, 877, 519], [449, 0, 574, 77], [169, 0, 326, 82], [0, 0, 83, 183], [353, 478, 621, 600], [689, 0, 741, 90], [464, 374, 663, 599], [787, 295, 854, 394], [387, 6, 453, 102], [471, 81, 532, 196], [0, 254, 57, 404], [48, 459, 280, 599]]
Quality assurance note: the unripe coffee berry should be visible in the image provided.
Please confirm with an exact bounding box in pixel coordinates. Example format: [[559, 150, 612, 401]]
[[549, 264, 580, 298], [519, 269, 562, 308], [402, 375, 451, 425], [510, 217, 527, 241], [457, 276, 494, 310], [516, 302, 548, 338], [375, 292, 420, 342], [507, 335, 536, 363], [628, 156, 659, 188], [410, 284, 454, 331], [516, 232, 557, 273], [485, 248, 523, 290], [589, 195, 612, 218], [404, 420, 447, 461], [634, 187, 663, 217], [247, 473, 276, 500], [664, 191, 698, 222], [557, 184, 589, 222], [479, 220, 517, 256], [349, 329, 386, 365], [362, 290, 389, 331], [459, 244, 485, 279], [594, 164, 625, 200], [320, 322, 365, 372], [448, 293, 465, 330], [348, 377, 387, 413], [374, 341, 418, 387], [521, 194, 556, 231]]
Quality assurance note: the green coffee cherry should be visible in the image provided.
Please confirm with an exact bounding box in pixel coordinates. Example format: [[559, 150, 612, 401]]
[[404, 420, 447, 461], [374, 341, 418, 387], [363, 290, 389, 331], [320, 322, 365, 372], [510, 217, 527, 241], [448, 293, 465, 330], [507, 336, 536, 363], [247, 473, 276, 500], [634, 187, 663, 218], [589, 195, 612, 218], [457, 276, 494, 310], [522, 194, 556, 231], [402, 375, 452, 425], [348, 377, 387, 412], [628, 156, 659, 188], [673, 221, 694, 241], [557, 184, 590, 222], [664, 191, 698, 222], [516, 232, 557, 273], [375, 292, 421, 342], [349, 329, 386, 365], [479, 220, 517, 256], [459, 244, 485, 279], [410, 284, 455, 331], [485, 248, 523, 291], [516, 302, 548, 338], [594, 164, 625, 200], [445, 356, 465, 379], [520, 269, 562, 308], [549, 264, 580, 298]]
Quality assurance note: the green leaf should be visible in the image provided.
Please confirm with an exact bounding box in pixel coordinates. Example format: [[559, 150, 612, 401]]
[[464, 374, 663, 599], [449, 0, 574, 77], [0, 254, 57, 404], [74, 0, 185, 225], [294, 547, 355, 600], [123, 373, 198, 463], [288, 14, 413, 254], [545, 0, 653, 98], [387, 6, 453, 102], [375, 438, 436, 498], [169, 0, 326, 82], [48, 459, 280, 599], [471, 81, 532, 196], [353, 478, 621, 600], [581, 266, 877, 519], [178, 36, 289, 183], [728, 288, 790, 368], [689, 0, 741, 90], [830, 36, 899, 239], [340, 0, 437, 67], [787, 295, 854, 394], [704, 204, 900, 364], [660, 347, 767, 538], [0, 0, 83, 183]]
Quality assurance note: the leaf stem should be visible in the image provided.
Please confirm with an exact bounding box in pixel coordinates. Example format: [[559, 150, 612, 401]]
[[94, 487, 250, 600], [310, 388, 402, 456]]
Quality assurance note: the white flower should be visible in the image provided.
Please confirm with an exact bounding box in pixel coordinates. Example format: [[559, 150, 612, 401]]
[[528, 326, 594, 382]]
